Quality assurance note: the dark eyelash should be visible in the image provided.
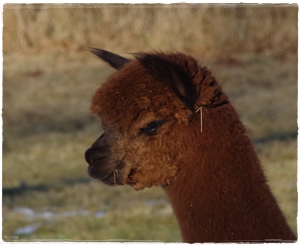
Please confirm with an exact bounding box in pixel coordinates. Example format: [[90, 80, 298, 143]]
[[140, 120, 166, 136]]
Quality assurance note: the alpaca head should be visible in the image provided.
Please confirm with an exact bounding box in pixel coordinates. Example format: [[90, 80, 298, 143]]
[[85, 49, 224, 190]]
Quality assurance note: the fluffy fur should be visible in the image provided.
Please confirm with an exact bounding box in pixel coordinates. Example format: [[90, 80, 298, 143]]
[[85, 49, 296, 242]]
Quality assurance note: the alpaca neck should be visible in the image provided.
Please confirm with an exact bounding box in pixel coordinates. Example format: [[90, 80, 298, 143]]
[[164, 107, 295, 242]]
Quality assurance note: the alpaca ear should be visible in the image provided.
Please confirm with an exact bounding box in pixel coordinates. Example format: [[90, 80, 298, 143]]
[[89, 48, 131, 70], [135, 53, 197, 110]]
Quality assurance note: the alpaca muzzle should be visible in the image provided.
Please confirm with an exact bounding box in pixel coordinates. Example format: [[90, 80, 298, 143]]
[[85, 134, 125, 185], [85, 134, 109, 165], [85, 134, 112, 179]]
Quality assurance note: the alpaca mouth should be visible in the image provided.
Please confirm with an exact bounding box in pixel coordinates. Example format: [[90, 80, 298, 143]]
[[88, 161, 125, 185]]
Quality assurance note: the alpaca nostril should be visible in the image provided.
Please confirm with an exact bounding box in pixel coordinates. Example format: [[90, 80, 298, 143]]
[[85, 148, 108, 165], [85, 148, 92, 165]]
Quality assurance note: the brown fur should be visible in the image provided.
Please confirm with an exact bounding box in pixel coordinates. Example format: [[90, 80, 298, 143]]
[[85, 49, 296, 242]]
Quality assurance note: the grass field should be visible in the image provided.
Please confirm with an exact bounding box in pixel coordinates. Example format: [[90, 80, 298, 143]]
[[2, 3, 298, 242], [2, 52, 297, 241]]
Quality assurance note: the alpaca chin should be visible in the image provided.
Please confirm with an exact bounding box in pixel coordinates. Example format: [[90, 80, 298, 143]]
[[123, 164, 179, 191], [86, 153, 126, 185]]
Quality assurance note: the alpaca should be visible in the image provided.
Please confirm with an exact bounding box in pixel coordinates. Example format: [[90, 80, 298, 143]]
[[85, 48, 296, 243]]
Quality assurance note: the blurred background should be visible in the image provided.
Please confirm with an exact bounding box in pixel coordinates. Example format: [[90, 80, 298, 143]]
[[2, 3, 297, 241]]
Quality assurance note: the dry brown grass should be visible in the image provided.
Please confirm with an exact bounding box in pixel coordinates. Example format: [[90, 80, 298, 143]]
[[3, 4, 298, 57]]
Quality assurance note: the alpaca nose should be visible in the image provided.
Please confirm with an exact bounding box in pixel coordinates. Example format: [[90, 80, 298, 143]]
[[85, 134, 110, 165], [85, 148, 108, 165]]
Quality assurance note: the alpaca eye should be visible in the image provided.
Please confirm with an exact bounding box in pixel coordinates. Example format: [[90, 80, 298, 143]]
[[140, 120, 165, 136]]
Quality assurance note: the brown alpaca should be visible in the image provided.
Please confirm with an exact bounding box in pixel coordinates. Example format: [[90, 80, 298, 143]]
[[85, 48, 296, 243]]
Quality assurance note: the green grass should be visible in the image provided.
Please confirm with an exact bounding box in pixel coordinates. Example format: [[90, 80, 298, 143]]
[[2, 52, 297, 241]]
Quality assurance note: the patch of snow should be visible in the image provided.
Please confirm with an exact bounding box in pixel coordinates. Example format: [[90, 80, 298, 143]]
[[14, 223, 41, 235], [95, 210, 106, 218], [13, 207, 35, 216], [62, 210, 89, 217]]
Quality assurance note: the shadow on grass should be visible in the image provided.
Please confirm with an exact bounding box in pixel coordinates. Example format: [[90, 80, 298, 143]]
[[252, 131, 297, 144], [3, 114, 99, 139], [2, 177, 92, 197]]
